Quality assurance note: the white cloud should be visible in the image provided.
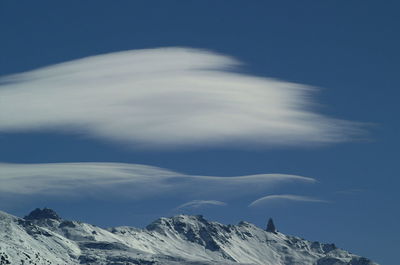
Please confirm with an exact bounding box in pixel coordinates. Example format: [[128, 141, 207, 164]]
[[249, 194, 328, 207], [176, 200, 227, 210], [0, 47, 363, 149], [0, 163, 315, 202]]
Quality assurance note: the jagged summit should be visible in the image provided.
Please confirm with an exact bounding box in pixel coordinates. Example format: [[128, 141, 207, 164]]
[[266, 218, 277, 233], [24, 208, 61, 221], [146, 214, 208, 230]]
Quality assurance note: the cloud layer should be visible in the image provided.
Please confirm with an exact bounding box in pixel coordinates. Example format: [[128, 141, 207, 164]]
[[249, 194, 328, 207], [0, 163, 315, 203], [0, 47, 362, 148]]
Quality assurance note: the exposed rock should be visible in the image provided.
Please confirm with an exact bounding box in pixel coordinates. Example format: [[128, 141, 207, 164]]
[[266, 218, 277, 233], [24, 208, 61, 221]]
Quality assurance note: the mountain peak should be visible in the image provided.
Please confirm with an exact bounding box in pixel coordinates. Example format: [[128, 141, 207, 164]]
[[146, 214, 209, 233], [24, 208, 61, 221], [266, 218, 277, 233]]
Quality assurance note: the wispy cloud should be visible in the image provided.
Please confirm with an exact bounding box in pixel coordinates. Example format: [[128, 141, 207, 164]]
[[176, 200, 227, 210], [335, 189, 366, 195], [0, 163, 315, 203], [0, 47, 363, 149], [249, 194, 328, 207]]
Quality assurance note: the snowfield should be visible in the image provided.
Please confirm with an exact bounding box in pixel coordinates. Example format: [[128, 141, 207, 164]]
[[0, 209, 378, 265]]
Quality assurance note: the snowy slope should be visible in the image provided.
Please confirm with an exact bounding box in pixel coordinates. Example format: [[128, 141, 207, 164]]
[[0, 209, 378, 265]]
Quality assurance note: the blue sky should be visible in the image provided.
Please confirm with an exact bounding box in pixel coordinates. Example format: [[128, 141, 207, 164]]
[[0, 1, 399, 264]]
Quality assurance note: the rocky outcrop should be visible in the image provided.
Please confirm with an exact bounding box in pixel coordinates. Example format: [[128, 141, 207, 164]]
[[24, 208, 61, 221], [266, 218, 277, 233]]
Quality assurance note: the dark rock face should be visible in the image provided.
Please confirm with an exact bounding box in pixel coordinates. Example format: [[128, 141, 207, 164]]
[[350, 257, 375, 265], [317, 257, 375, 265], [0, 252, 11, 265], [266, 218, 277, 233], [24, 208, 61, 221], [317, 257, 348, 265], [58, 220, 76, 228], [81, 242, 130, 251]]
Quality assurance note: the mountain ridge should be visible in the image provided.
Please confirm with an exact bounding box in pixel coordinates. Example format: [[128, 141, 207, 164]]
[[0, 209, 378, 265]]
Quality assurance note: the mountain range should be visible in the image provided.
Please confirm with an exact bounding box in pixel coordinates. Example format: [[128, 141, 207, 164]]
[[0, 208, 378, 265]]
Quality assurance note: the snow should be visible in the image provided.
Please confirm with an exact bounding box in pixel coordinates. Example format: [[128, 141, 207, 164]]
[[0, 210, 378, 265]]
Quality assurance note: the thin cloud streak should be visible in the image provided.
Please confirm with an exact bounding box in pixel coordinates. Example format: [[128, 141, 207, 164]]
[[249, 194, 329, 207], [335, 189, 366, 195], [176, 200, 227, 210], [0, 47, 363, 149], [0, 163, 315, 202]]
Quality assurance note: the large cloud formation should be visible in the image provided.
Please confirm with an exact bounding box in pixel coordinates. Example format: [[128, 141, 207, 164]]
[[0, 47, 362, 148]]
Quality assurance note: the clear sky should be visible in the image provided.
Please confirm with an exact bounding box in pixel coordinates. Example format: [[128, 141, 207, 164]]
[[0, 1, 399, 264]]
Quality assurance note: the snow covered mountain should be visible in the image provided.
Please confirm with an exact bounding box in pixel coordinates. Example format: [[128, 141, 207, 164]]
[[0, 208, 378, 265]]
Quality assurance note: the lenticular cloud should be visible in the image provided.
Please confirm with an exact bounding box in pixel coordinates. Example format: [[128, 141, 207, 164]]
[[0, 162, 315, 200], [0, 47, 361, 148]]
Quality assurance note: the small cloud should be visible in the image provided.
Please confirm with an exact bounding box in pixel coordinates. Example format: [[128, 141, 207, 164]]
[[0, 47, 364, 149], [176, 200, 227, 210], [335, 189, 366, 195], [249, 194, 329, 207]]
